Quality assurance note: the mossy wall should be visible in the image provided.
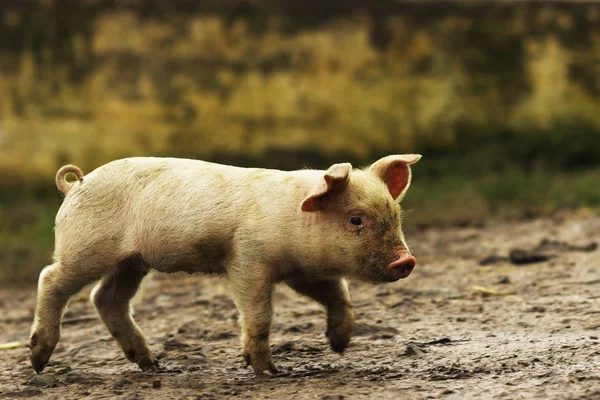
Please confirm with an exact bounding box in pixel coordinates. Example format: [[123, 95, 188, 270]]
[[1, 1, 599, 179]]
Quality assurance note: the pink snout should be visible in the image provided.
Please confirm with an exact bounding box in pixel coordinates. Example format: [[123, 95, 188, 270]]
[[386, 254, 417, 282]]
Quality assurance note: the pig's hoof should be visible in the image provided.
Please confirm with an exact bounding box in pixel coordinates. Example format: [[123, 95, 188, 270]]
[[244, 354, 278, 377], [243, 353, 252, 368], [135, 353, 160, 372], [326, 326, 352, 354], [259, 362, 279, 378], [30, 354, 49, 374], [261, 369, 274, 377], [138, 358, 159, 372], [328, 335, 350, 354], [29, 334, 53, 373], [326, 310, 354, 354]]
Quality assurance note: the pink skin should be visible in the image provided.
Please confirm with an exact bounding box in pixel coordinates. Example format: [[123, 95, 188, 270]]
[[344, 215, 417, 283], [385, 248, 417, 282]]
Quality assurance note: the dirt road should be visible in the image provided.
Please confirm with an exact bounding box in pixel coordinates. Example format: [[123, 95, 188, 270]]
[[1, 210, 599, 399]]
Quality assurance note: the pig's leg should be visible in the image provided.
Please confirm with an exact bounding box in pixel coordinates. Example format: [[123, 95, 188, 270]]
[[286, 278, 355, 354], [30, 262, 104, 373], [229, 272, 277, 376], [91, 256, 157, 371]]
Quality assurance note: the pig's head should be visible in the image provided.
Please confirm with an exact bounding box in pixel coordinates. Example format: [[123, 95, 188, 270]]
[[301, 154, 421, 283]]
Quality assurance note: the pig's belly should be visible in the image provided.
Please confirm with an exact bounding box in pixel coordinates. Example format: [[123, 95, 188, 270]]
[[142, 235, 231, 275]]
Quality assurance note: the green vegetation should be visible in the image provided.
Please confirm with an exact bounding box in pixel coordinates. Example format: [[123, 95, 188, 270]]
[[1, 1, 600, 281]]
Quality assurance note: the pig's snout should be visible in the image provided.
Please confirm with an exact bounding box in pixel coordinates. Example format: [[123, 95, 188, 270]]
[[386, 254, 416, 281]]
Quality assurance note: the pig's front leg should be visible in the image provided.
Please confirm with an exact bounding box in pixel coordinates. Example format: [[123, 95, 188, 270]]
[[286, 278, 355, 354], [229, 271, 277, 376]]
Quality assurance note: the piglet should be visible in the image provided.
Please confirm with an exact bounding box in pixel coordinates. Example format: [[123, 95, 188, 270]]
[[29, 155, 421, 375]]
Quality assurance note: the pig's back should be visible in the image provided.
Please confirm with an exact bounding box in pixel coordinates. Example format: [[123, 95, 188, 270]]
[[56, 157, 300, 274]]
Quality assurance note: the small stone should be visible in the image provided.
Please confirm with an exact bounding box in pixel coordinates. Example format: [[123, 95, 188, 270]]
[[528, 306, 546, 313], [111, 377, 132, 391], [404, 343, 426, 357]]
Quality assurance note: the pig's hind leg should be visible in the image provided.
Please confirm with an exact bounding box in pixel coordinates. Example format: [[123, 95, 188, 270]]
[[30, 261, 106, 373], [286, 278, 355, 354], [91, 254, 158, 371]]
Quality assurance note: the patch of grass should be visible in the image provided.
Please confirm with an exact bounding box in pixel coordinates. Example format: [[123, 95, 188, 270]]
[[0, 198, 59, 282], [403, 168, 600, 228]]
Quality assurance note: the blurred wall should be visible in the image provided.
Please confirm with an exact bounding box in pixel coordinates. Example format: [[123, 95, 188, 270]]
[[1, 0, 600, 179]]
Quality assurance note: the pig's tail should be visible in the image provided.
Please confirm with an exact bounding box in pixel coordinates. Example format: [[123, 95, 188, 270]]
[[55, 165, 84, 194]]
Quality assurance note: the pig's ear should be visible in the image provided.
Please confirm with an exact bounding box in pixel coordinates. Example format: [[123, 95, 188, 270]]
[[301, 163, 352, 212], [369, 154, 422, 201]]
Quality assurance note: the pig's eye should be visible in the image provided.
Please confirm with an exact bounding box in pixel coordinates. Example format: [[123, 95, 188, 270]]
[[348, 216, 363, 227]]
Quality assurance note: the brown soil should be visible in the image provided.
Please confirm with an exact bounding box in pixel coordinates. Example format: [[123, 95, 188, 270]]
[[1, 210, 599, 399]]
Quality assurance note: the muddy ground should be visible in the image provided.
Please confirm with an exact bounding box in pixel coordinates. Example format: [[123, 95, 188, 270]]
[[1, 210, 599, 399]]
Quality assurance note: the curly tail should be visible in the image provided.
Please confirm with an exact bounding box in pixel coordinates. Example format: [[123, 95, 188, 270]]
[[55, 165, 84, 194]]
